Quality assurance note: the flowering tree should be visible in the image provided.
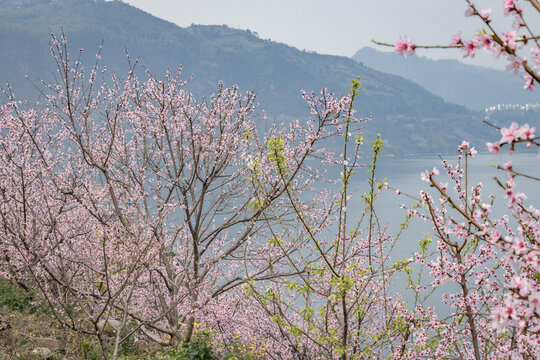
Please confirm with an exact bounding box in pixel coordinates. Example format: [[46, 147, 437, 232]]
[[1, 3, 539, 360], [227, 78, 422, 359], [0, 34, 370, 359], [375, 0, 540, 90], [384, 129, 538, 359], [370, 1, 540, 358]]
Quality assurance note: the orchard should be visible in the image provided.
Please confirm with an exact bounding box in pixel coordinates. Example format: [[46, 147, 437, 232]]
[[0, 1, 539, 359]]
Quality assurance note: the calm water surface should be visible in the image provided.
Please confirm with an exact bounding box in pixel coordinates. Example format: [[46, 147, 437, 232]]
[[351, 153, 540, 250]]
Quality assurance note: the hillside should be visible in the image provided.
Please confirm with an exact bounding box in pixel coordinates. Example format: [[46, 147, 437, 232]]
[[0, 0, 490, 155], [352, 46, 540, 111]]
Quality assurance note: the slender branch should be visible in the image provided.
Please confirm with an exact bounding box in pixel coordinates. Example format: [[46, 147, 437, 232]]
[[529, 0, 540, 14]]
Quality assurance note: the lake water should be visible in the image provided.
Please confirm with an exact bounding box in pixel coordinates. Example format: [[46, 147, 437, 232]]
[[349, 152, 540, 250]]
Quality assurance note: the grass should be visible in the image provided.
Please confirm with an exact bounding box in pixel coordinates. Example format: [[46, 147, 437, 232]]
[[0, 279, 263, 360]]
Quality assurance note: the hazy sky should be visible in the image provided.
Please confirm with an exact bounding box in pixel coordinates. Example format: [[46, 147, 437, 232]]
[[122, 0, 519, 69]]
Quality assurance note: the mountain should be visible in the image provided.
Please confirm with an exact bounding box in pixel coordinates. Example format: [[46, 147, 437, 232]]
[[352, 47, 540, 111], [0, 0, 491, 155]]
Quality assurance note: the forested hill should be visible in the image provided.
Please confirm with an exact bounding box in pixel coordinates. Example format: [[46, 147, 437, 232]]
[[0, 0, 489, 155], [352, 46, 540, 111]]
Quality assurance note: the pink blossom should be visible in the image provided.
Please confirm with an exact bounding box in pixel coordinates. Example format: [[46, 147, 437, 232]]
[[531, 48, 540, 66], [512, 239, 526, 255], [503, 0, 523, 16], [500, 122, 520, 143], [395, 38, 415, 57], [505, 55, 522, 76], [501, 30, 517, 51], [462, 40, 478, 57], [523, 73, 537, 90], [517, 124, 535, 140], [464, 4, 475, 17], [489, 231, 501, 243], [512, 17, 523, 33], [505, 187, 527, 204], [511, 276, 529, 297], [450, 32, 462, 46], [476, 34, 493, 50], [503, 303, 515, 318], [395, 40, 408, 55], [406, 38, 416, 56], [491, 43, 504, 59], [491, 307, 508, 330], [530, 293, 540, 312], [487, 142, 500, 154], [420, 170, 430, 182], [503, 0, 515, 15], [458, 140, 470, 150], [479, 8, 492, 22]]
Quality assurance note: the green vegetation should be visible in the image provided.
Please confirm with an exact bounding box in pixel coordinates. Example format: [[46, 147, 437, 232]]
[[0, 0, 487, 155], [0, 279, 261, 359]]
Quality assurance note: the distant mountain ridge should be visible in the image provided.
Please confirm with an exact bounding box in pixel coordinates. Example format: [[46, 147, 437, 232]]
[[0, 0, 494, 155], [352, 47, 540, 111]]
